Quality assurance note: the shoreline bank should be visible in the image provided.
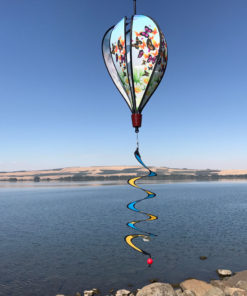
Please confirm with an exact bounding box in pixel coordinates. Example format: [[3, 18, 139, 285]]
[[1, 166, 247, 183], [57, 269, 247, 296], [1, 178, 247, 189]]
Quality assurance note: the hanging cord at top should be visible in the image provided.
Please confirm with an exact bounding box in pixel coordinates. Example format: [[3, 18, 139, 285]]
[[133, 0, 136, 14]]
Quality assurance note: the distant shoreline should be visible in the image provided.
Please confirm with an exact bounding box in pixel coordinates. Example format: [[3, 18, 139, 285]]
[[1, 166, 247, 182]]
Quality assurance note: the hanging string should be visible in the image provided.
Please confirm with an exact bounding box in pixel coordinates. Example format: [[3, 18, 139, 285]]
[[125, 147, 158, 265], [133, 0, 136, 14]]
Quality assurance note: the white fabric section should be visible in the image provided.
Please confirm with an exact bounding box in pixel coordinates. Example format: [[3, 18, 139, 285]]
[[102, 28, 132, 109]]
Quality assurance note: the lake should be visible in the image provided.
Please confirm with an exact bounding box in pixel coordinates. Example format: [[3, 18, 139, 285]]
[[0, 181, 247, 296]]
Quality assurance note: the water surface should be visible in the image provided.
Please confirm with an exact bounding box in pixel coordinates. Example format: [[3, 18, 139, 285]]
[[0, 181, 247, 295]]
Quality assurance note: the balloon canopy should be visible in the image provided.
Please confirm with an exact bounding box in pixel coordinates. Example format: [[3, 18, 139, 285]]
[[102, 15, 168, 132]]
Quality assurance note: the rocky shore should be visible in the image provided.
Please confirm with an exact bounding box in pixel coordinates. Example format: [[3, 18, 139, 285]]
[[56, 269, 247, 296]]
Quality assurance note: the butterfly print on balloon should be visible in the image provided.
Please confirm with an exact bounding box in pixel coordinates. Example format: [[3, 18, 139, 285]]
[[111, 44, 116, 54], [138, 50, 144, 58], [121, 55, 125, 63], [118, 39, 123, 51], [132, 37, 142, 49], [143, 70, 149, 77], [147, 55, 156, 64], [140, 26, 153, 38], [147, 38, 155, 51], [119, 55, 126, 67]]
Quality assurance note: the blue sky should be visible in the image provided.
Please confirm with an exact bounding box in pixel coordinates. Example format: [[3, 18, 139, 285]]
[[0, 0, 247, 171]]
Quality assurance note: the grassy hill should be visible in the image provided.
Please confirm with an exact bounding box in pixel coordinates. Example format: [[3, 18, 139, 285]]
[[0, 166, 247, 182]]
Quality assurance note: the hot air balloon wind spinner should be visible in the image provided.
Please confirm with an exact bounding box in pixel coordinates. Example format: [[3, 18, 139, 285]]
[[102, 0, 168, 266]]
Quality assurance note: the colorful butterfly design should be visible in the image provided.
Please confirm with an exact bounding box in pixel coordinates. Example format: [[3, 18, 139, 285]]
[[147, 38, 155, 51], [138, 50, 144, 58], [148, 65, 153, 70], [142, 60, 146, 65], [111, 44, 116, 54], [147, 55, 156, 64], [132, 37, 142, 49], [140, 26, 153, 38], [118, 39, 123, 51], [119, 55, 126, 67], [143, 70, 149, 77]]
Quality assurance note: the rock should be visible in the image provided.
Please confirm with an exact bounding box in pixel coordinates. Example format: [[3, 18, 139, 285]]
[[210, 280, 226, 291], [224, 286, 247, 296], [175, 290, 195, 296], [204, 287, 224, 296], [183, 290, 196, 296], [172, 283, 181, 289], [217, 269, 233, 277], [236, 281, 247, 291], [180, 280, 223, 296], [115, 289, 131, 296], [233, 291, 247, 296], [175, 288, 183, 296], [136, 282, 175, 296], [92, 288, 100, 294], [180, 279, 213, 296], [199, 256, 207, 260], [83, 288, 100, 296], [84, 290, 94, 296], [224, 271, 247, 287]]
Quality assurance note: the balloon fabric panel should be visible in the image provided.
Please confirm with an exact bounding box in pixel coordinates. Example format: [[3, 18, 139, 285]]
[[102, 27, 132, 110], [110, 17, 132, 109], [131, 15, 161, 111], [139, 31, 168, 112]]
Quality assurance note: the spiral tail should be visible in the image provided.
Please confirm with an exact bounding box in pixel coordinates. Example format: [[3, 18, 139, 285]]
[[125, 148, 158, 260]]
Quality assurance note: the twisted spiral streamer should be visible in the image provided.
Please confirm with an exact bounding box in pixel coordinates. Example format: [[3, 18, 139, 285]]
[[125, 148, 157, 260]]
